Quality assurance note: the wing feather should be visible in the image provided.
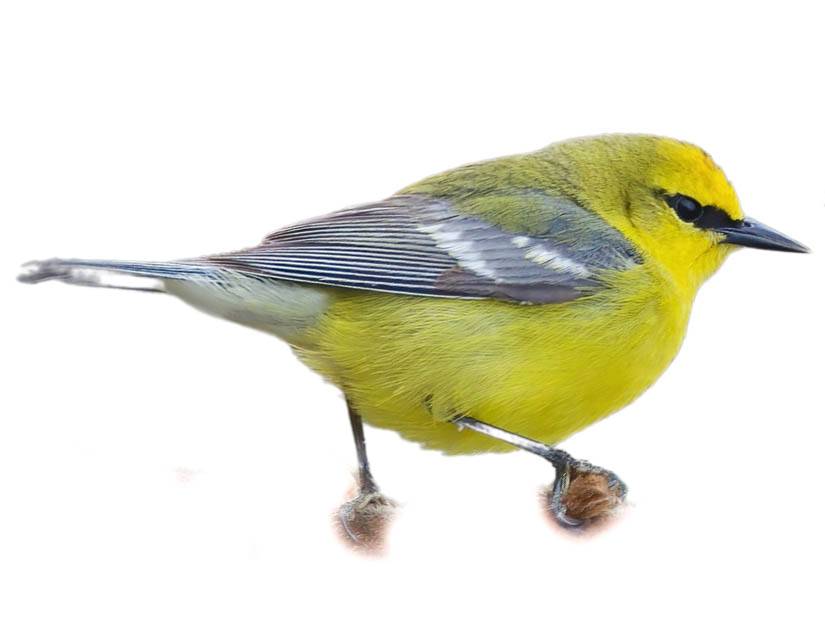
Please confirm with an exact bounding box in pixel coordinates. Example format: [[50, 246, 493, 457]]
[[199, 194, 640, 303]]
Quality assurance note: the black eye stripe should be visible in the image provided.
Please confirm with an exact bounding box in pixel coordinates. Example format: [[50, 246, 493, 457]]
[[660, 191, 742, 230], [693, 204, 741, 229]]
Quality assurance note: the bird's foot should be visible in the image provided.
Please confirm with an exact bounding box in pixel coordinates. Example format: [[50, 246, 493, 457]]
[[336, 490, 397, 552], [544, 458, 627, 529]]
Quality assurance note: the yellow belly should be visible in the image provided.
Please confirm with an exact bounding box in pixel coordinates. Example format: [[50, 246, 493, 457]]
[[294, 267, 693, 453]]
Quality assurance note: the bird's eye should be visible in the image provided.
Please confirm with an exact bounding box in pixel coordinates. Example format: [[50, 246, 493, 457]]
[[666, 194, 704, 223]]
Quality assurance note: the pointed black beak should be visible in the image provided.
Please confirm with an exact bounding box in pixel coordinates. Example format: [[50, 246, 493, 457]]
[[718, 218, 809, 253]]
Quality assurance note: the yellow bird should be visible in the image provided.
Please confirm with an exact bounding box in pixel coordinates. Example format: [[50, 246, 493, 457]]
[[19, 134, 807, 545]]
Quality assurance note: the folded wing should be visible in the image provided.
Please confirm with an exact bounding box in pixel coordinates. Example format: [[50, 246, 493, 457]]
[[200, 193, 641, 304]]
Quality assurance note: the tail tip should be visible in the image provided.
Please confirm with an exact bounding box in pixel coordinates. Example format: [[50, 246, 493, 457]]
[[18, 259, 68, 284]]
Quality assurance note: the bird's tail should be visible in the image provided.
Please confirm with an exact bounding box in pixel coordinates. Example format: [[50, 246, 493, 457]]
[[18, 258, 215, 293]]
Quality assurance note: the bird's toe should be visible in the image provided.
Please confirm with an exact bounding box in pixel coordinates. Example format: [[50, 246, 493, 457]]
[[544, 463, 627, 529], [336, 491, 397, 552]]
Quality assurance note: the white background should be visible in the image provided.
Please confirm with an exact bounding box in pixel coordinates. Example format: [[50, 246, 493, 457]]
[[2, 2, 824, 617]]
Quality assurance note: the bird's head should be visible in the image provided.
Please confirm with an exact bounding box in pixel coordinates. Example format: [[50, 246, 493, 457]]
[[550, 134, 808, 290]]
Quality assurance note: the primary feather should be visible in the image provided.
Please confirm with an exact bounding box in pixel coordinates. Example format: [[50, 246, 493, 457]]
[[203, 193, 641, 304]]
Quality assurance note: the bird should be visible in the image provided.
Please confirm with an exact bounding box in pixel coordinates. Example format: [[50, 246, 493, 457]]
[[19, 134, 808, 548]]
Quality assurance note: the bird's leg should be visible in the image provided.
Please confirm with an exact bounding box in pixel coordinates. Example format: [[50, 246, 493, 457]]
[[451, 416, 627, 528], [336, 401, 397, 550]]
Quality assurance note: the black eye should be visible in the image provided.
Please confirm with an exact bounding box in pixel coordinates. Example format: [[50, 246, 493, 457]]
[[666, 194, 704, 223]]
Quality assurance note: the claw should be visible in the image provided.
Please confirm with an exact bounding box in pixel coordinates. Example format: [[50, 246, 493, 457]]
[[545, 460, 626, 528], [336, 491, 397, 552]]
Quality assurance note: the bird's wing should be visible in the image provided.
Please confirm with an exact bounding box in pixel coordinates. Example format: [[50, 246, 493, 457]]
[[200, 193, 641, 304]]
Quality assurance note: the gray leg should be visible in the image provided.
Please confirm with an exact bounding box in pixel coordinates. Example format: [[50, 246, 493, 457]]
[[336, 401, 397, 550], [452, 416, 627, 527], [347, 402, 379, 495]]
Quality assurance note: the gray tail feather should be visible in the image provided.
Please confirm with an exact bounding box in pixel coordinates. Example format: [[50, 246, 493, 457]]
[[18, 258, 215, 292]]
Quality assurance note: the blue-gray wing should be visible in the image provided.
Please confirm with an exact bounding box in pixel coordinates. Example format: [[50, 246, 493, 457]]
[[200, 193, 641, 304]]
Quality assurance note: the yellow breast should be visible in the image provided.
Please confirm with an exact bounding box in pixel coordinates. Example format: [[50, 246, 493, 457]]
[[294, 264, 694, 454]]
